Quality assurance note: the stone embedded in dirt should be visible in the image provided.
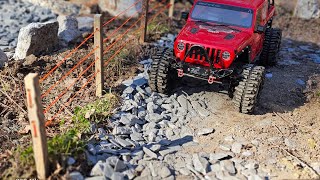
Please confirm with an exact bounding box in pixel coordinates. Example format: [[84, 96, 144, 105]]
[[149, 144, 162, 152], [119, 113, 141, 126], [177, 95, 189, 110], [91, 161, 105, 176], [210, 153, 232, 162], [231, 142, 242, 154], [113, 159, 127, 172], [197, 128, 215, 136], [220, 160, 236, 175], [143, 147, 157, 159], [87, 143, 97, 155], [67, 157, 76, 165], [284, 138, 297, 149], [123, 86, 135, 95], [111, 172, 126, 180], [242, 151, 253, 157], [210, 163, 222, 173], [294, 0, 320, 19], [148, 113, 165, 123], [159, 165, 172, 178], [68, 171, 84, 180], [112, 126, 132, 135], [146, 102, 158, 114], [86, 151, 98, 165], [220, 144, 231, 151], [130, 132, 144, 142], [159, 146, 181, 156], [193, 154, 210, 174], [0, 49, 8, 68], [58, 15, 82, 46], [14, 21, 59, 60], [224, 135, 234, 142], [103, 163, 115, 177], [115, 137, 133, 148], [191, 101, 211, 117]]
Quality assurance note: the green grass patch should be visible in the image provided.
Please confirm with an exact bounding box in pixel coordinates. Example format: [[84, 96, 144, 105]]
[[147, 21, 171, 35], [3, 94, 118, 178]]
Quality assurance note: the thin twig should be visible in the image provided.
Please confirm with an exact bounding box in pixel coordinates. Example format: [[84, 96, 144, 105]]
[[274, 124, 285, 136], [279, 147, 320, 178], [0, 89, 27, 114]]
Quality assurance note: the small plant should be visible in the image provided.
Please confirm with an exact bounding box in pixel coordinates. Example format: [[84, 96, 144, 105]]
[[3, 94, 118, 178]]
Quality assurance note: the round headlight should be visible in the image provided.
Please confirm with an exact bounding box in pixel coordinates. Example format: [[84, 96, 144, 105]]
[[177, 42, 185, 51], [222, 51, 231, 60]]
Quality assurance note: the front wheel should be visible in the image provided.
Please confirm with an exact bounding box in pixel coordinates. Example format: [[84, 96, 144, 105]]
[[233, 65, 265, 114], [148, 48, 178, 95]]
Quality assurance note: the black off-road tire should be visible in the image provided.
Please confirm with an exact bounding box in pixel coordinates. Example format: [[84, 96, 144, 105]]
[[260, 28, 282, 66], [149, 48, 177, 94], [233, 66, 265, 114]]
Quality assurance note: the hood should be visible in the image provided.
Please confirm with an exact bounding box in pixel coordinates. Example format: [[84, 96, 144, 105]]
[[177, 21, 252, 51]]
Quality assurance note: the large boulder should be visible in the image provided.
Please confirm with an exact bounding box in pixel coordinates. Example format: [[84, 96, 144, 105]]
[[58, 15, 82, 46], [0, 49, 8, 68], [14, 21, 59, 60], [99, 0, 141, 18], [294, 0, 320, 19]]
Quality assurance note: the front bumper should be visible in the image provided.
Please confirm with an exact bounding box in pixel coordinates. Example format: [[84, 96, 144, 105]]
[[173, 45, 234, 84]]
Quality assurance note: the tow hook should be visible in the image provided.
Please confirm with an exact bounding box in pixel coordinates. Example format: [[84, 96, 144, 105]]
[[177, 69, 184, 77], [208, 76, 216, 84]]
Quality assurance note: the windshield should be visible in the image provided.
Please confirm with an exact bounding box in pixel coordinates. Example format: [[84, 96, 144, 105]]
[[191, 2, 254, 28]]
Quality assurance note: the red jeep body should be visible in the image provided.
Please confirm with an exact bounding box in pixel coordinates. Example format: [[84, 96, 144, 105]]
[[174, 0, 275, 70]]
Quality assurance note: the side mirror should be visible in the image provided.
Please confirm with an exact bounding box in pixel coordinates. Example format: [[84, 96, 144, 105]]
[[181, 12, 189, 20], [255, 25, 265, 34]]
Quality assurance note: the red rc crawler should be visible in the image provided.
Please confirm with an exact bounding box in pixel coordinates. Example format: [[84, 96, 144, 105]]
[[149, 0, 282, 114]]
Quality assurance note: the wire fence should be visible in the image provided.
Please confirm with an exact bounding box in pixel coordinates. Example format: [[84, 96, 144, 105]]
[[23, 0, 174, 134]]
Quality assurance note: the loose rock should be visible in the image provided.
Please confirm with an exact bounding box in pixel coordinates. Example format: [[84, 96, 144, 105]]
[[14, 21, 59, 60]]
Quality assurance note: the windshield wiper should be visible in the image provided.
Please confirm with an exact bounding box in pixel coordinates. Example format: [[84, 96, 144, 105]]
[[193, 20, 241, 32]]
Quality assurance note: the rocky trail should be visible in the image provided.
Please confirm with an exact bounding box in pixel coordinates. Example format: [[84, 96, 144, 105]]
[[67, 35, 320, 179]]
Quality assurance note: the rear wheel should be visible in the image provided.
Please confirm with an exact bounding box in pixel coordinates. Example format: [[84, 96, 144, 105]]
[[233, 65, 265, 114], [260, 28, 282, 66], [148, 48, 177, 94]]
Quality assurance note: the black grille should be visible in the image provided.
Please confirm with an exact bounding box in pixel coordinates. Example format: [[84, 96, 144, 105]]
[[185, 43, 219, 63]]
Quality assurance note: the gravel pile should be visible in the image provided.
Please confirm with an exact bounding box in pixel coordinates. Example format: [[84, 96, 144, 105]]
[[0, 0, 56, 56], [68, 35, 270, 179]]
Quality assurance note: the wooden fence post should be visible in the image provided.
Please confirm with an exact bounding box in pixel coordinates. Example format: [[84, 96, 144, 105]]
[[24, 73, 48, 179], [94, 14, 104, 97], [140, 0, 149, 43], [169, 0, 175, 18]]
